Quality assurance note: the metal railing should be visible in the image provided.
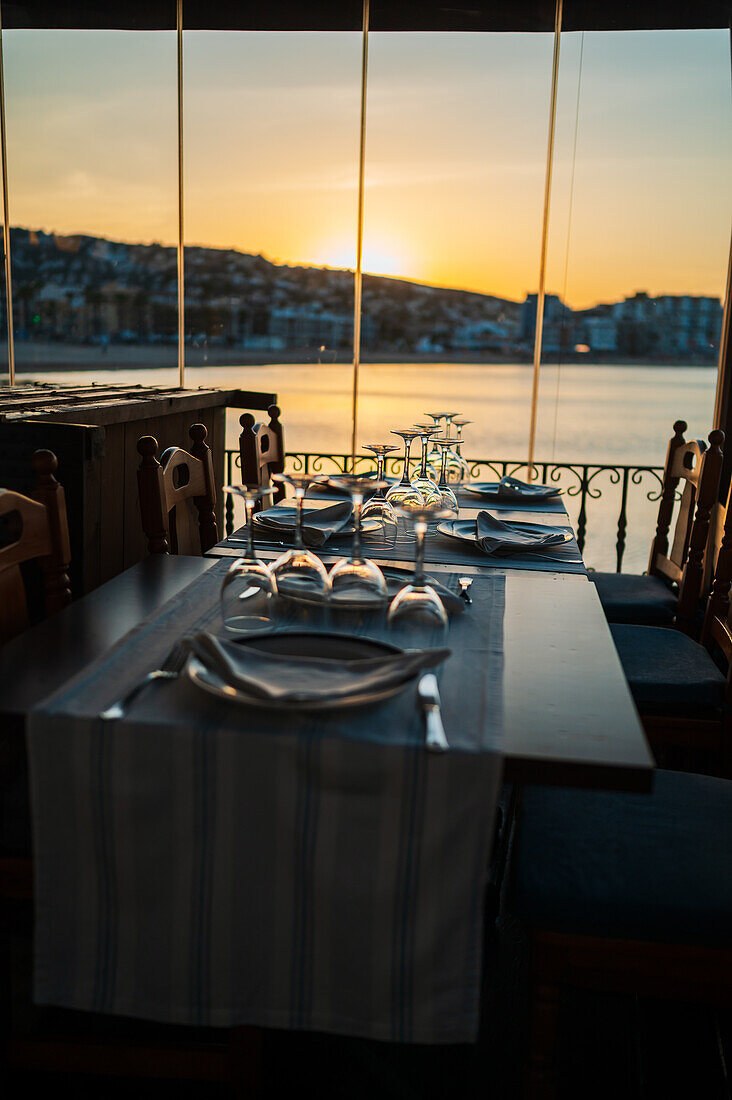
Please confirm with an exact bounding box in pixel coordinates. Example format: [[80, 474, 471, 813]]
[[224, 450, 665, 573]]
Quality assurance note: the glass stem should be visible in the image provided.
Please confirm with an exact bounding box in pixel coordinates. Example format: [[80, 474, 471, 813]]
[[376, 452, 385, 499], [294, 489, 305, 550], [419, 436, 429, 478], [400, 439, 412, 486], [352, 493, 363, 562], [439, 447, 449, 488], [245, 498, 255, 560], [413, 519, 427, 587]]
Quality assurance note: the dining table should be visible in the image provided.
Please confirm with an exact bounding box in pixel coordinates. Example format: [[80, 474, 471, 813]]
[[208, 490, 653, 791], [0, 482, 654, 1048]]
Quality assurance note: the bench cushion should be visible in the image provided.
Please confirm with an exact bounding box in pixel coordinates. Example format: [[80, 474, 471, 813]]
[[590, 571, 677, 625], [609, 623, 725, 714], [513, 770, 732, 945]]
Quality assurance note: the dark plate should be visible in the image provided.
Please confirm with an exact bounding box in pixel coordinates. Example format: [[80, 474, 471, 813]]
[[462, 481, 562, 500]]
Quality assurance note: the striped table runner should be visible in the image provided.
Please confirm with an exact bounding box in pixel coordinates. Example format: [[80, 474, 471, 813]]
[[29, 563, 504, 1042]]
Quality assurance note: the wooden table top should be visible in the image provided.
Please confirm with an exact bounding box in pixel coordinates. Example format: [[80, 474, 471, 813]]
[[0, 554, 653, 791]]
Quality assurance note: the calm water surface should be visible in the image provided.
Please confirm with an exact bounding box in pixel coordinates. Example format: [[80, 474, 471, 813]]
[[33, 361, 718, 572]]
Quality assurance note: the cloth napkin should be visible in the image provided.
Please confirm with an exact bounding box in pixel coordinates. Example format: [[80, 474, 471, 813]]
[[497, 475, 558, 500], [254, 500, 353, 547], [476, 510, 566, 555], [187, 632, 451, 704]]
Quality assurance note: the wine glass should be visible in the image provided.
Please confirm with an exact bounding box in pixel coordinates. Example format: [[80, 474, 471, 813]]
[[387, 501, 455, 638], [410, 426, 442, 506], [431, 437, 460, 515], [270, 472, 331, 599], [386, 429, 423, 509], [361, 443, 398, 528], [327, 475, 389, 606], [220, 485, 278, 632], [451, 417, 472, 483]]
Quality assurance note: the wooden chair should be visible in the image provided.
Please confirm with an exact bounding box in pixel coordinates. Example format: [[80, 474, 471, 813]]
[[608, 462, 732, 775], [512, 769, 732, 1099], [239, 404, 285, 508], [0, 450, 71, 645], [137, 423, 218, 556], [590, 423, 724, 633]]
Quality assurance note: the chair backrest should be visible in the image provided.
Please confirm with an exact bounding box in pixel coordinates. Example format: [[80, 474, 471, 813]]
[[137, 423, 218, 556], [702, 477, 732, 682], [239, 404, 285, 508], [648, 425, 724, 627], [0, 449, 71, 645]]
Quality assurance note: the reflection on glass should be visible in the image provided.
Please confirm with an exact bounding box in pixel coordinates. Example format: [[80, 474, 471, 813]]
[[388, 502, 454, 641], [327, 475, 388, 606], [270, 472, 331, 600], [361, 443, 398, 527], [220, 485, 277, 632], [386, 428, 423, 508]]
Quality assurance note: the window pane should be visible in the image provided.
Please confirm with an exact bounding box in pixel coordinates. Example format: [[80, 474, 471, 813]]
[[357, 27, 555, 459], [182, 30, 361, 454], [4, 29, 177, 380], [538, 29, 731, 570]]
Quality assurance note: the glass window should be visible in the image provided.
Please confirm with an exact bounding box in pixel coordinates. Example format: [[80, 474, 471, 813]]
[[3, 29, 178, 382], [536, 28, 732, 570], [182, 30, 362, 454]]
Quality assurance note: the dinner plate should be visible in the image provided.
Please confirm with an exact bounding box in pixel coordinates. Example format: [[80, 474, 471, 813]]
[[462, 481, 562, 501], [437, 517, 572, 552], [186, 631, 413, 711]]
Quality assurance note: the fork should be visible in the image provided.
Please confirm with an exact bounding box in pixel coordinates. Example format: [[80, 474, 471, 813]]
[[100, 640, 190, 720]]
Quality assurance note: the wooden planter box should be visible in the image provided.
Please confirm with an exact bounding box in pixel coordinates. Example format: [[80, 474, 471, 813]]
[[0, 383, 276, 595]]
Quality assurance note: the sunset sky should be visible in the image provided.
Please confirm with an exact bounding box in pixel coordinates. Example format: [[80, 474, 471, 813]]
[[3, 28, 731, 309]]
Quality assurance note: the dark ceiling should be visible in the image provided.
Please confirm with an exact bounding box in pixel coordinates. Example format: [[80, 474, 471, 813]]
[[3, 1, 731, 32]]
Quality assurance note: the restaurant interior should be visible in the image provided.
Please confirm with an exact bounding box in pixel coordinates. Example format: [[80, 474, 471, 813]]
[[1, 1, 732, 1097]]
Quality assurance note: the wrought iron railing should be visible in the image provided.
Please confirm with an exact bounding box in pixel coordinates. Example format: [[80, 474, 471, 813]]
[[224, 450, 665, 573]]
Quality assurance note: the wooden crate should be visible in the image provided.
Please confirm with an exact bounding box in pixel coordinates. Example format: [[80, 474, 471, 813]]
[[0, 384, 276, 595]]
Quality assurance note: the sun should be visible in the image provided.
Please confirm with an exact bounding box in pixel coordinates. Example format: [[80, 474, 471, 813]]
[[316, 237, 411, 280]]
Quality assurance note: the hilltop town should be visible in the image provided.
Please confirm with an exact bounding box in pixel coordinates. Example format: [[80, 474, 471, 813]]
[[4, 228, 723, 364]]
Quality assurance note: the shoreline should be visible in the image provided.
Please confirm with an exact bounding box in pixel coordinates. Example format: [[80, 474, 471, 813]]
[[7, 344, 719, 374]]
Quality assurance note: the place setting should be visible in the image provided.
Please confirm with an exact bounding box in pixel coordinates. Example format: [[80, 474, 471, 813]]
[[460, 472, 568, 513]]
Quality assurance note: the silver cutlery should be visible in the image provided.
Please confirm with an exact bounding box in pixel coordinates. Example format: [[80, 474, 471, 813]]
[[100, 640, 189, 721], [417, 674, 449, 753], [458, 576, 473, 604]]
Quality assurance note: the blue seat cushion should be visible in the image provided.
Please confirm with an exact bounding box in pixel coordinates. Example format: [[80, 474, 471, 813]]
[[610, 623, 725, 715], [590, 571, 677, 625], [513, 770, 732, 945]]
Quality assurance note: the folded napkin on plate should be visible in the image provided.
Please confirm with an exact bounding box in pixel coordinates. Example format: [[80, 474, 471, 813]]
[[254, 500, 353, 547], [476, 510, 566, 555], [497, 475, 557, 500], [187, 632, 450, 704]]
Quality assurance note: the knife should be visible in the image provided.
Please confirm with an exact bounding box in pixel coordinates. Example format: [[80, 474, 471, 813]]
[[417, 674, 449, 753]]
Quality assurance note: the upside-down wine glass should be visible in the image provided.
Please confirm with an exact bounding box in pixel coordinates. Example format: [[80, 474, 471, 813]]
[[387, 501, 455, 638], [385, 429, 424, 509], [220, 485, 277, 632], [451, 417, 472, 484], [270, 472, 331, 599], [327, 475, 389, 605], [411, 426, 442, 506], [361, 443, 398, 528], [432, 437, 460, 515]]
